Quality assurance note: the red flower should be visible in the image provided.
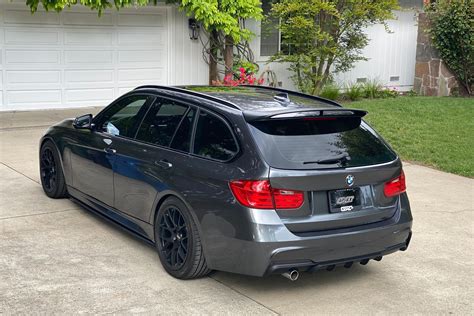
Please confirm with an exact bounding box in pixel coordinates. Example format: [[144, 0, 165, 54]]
[[247, 76, 255, 85]]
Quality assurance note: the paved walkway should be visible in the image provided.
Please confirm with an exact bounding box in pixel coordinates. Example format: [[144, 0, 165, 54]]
[[1, 108, 473, 314]]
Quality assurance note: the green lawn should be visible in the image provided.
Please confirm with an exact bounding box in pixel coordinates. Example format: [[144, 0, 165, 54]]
[[347, 97, 474, 178]]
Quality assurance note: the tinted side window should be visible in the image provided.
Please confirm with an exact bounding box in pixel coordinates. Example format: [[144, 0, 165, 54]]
[[136, 100, 188, 146], [170, 108, 196, 152], [193, 111, 238, 161], [100, 95, 150, 138]]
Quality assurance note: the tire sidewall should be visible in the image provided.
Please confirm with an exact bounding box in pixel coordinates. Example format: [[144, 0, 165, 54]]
[[154, 197, 199, 279]]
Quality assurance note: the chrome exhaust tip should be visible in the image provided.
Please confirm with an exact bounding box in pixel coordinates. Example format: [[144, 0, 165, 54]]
[[282, 269, 299, 281]]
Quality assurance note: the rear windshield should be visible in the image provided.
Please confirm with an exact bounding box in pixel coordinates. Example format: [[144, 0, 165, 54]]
[[248, 118, 397, 170]]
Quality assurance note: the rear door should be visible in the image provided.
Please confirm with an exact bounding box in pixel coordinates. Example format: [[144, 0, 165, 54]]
[[247, 112, 402, 233], [112, 97, 196, 222]]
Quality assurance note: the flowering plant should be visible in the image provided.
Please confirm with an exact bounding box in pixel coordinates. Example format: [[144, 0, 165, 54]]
[[212, 67, 264, 86]]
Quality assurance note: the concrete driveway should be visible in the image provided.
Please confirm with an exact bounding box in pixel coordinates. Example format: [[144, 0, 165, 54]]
[[1, 108, 473, 315]]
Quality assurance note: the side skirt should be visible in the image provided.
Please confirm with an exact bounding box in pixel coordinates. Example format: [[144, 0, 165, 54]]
[[68, 186, 155, 246]]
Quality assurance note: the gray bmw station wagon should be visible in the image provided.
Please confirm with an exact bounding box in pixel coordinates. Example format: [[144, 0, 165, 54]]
[[39, 85, 412, 280]]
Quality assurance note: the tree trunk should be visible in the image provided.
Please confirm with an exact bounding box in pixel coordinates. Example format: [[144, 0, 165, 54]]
[[224, 35, 234, 77], [209, 30, 219, 84], [312, 58, 327, 95]]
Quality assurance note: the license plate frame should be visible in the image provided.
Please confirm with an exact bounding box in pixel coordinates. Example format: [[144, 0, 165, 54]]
[[328, 188, 361, 213]]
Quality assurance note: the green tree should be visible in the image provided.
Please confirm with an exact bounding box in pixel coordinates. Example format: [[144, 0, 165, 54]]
[[426, 0, 473, 96], [26, 0, 262, 82], [268, 0, 398, 95]]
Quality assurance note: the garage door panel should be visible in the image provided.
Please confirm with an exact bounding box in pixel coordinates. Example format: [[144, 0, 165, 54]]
[[6, 70, 61, 90], [117, 31, 165, 47], [118, 50, 164, 64], [65, 50, 113, 65], [117, 13, 165, 27], [118, 68, 164, 82], [65, 88, 114, 104], [64, 69, 114, 87], [4, 9, 60, 25], [5, 50, 61, 66], [0, 4, 169, 110], [7, 90, 61, 106], [64, 30, 114, 46], [62, 12, 113, 26], [5, 28, 60, 45], [118, 87, 134, 95]]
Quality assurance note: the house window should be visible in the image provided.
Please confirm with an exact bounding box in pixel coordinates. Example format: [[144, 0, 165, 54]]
[[259, 0, 307, 57], [260, 0, 280, 57]]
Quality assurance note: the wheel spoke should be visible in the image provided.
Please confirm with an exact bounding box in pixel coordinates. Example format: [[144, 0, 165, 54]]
[[158, 206, 189, 270], [40, 148, 58, 192], [177, 245, 186, 261]]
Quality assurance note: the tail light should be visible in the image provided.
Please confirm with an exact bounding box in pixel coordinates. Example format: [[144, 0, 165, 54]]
[[229, 180, 304, 209], [384, 170, 406, 197]]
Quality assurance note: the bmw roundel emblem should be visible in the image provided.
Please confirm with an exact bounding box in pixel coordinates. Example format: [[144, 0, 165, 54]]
[[346, 175, 355, 187]]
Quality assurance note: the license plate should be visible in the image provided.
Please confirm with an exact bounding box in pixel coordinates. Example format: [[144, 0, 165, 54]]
[[328, 188, 361, 213]]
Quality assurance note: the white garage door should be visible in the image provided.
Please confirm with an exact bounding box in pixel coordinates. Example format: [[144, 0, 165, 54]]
[[0, 1, 169, 111]]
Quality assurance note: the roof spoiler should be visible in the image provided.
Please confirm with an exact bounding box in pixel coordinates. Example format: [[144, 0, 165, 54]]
[[244, 108, 367, 122]]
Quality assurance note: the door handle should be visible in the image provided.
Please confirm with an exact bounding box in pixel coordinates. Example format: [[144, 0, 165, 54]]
[[104, 148, 117, 154], [155, 159, 173, 169]]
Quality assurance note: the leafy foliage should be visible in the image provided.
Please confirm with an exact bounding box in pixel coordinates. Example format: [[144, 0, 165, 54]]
[[319, 84, 340, 100], [177, 0, 262, 43], [426, 0, 474, 96], [344, 82, 363, 101], [268, 0, 398, 95], [362, 79, 383, 99]]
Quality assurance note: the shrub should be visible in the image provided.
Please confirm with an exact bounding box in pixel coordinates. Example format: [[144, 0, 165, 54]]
[[378, 87, 399, 98], [345, 82, 363, 101], [362, 79, 383, 99], [405, 89, 418, 97], [319, 84, 341, 100], [426, 0, 473, 96]]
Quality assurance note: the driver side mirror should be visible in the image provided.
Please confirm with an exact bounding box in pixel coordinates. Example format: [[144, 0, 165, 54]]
[[73, 114, 93, 130]]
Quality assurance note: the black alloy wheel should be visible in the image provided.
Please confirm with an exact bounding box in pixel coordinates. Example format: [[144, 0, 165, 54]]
[[154, 197, 211, 279]]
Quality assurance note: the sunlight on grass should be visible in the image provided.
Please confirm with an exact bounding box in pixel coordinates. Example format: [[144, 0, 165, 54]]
[[348, 97, 474, 178]]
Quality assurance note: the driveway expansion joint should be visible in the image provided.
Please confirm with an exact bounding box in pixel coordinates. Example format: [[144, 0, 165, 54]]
[[0, 208, 78, 221], [0, 162, 40, 184], [209, 275, 280, 315]]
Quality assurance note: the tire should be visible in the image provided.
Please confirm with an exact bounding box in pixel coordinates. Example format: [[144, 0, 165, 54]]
[[154, 197, 211, 279], [39, 140, 68, 199]]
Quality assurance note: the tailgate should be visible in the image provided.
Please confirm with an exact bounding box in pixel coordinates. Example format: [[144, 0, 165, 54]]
[[269, 159, 402, 233]]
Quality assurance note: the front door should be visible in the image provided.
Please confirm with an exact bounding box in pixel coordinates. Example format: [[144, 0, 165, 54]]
[[70, 94, 154, 206]]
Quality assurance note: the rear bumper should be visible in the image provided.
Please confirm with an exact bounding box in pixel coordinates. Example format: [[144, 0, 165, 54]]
[[266, 231, 411, 275], [203, 194, 413, 277]]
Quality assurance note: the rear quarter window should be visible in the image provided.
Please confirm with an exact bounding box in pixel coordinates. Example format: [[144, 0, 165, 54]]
[[193, 110, 238, 161], [248, 118, 396, 170]]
